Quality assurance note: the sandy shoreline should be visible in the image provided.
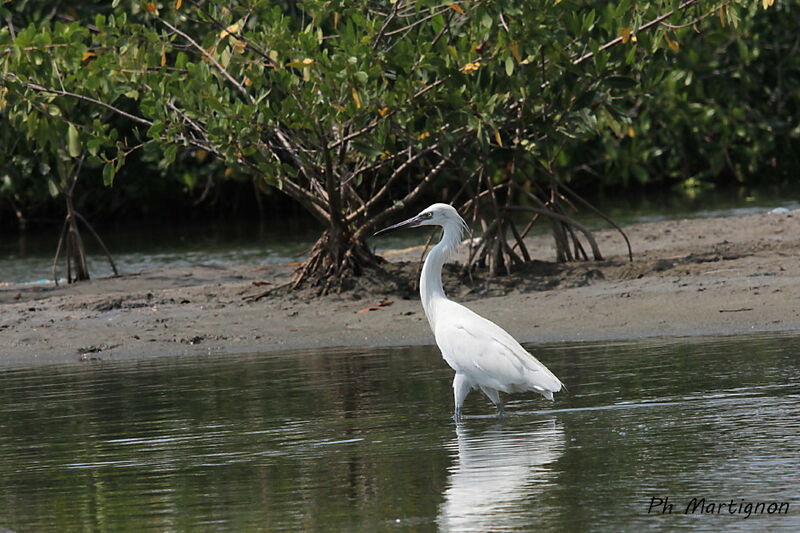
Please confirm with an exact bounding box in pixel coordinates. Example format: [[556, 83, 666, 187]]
[[1, 210, 799, 366]]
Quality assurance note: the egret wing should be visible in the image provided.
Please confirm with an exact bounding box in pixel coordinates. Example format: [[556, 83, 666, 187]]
[[434, 302, 562, 396]]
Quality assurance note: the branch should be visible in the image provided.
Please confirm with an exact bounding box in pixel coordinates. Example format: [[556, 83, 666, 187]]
[[505, 205, 603, 260], [343, 145, 406, 187], [164, 101, 328, 219], [572, 0, 700, 65], [5, 16, 16, 40], [3, 72, 153, 126], [272, 128, 326, 195], [660, 0, 732, 29], [75, 211, 119, 276], [327, 79, 444, 151], [556, 181, 633, 262], [0, 43, 70, 55], [355, 135, 469, 239], [384, 6, 450, 37], [347, 141, 443, 223], [194, 8, 279, 69], [166, 99, 207, 137], [240, 142, 331, 222], [3, 69, 327, 222], [158, 17, 254, 104], [317, 127, 343, 228], [372, 0, 402, 50]]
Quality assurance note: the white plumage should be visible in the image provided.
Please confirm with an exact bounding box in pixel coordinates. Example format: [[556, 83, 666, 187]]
[[375, 203, 563, 419]]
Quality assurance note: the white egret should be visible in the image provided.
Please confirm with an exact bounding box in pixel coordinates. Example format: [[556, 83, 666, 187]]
[[375, 203, 563, 420]]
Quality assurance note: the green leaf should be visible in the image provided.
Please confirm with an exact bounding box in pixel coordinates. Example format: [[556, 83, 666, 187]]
[[164, 144, 178, 165], [147, 121, 165, 138], [102, 162, 115, 186], [67, 124, 81, 158], [86, 138, 103, 156], [47, 179, 59, 198], [431, 14, 445, 35]]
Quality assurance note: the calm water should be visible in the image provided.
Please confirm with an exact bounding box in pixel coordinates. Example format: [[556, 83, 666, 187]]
[[0, 333, 798, 532], [0, 218, 320, 285]]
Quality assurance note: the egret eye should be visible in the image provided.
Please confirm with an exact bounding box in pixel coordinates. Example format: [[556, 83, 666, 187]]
[[421, 212, 433, 219]]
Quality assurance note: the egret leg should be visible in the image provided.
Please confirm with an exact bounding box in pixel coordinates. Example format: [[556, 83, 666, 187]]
[[480, 386, 504, 418], [453, 374, 471, 421]]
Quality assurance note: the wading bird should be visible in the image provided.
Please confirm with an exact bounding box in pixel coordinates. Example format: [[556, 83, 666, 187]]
[[374, 204, 563, 420]]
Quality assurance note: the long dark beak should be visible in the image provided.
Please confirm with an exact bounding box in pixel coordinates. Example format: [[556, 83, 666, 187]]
[[373, 215, 423, 237]]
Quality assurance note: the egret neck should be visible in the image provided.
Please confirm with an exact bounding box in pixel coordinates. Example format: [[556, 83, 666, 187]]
[[420, 224, 461, 330]]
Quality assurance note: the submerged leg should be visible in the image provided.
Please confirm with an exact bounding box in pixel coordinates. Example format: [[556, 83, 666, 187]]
[[480, 386, 504, 418], [453, 373, 471, 421]]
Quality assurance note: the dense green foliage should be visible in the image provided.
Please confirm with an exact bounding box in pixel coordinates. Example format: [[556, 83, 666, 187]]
[[1, 0, 794, 284], [573, 1, 800, 190]]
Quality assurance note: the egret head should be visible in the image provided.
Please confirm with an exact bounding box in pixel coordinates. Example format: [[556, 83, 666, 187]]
[[373, 203, 467, 237]]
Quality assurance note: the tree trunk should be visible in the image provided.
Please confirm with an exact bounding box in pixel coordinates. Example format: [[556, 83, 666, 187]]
[[292, 221, 382, 294], [52, 156, 118, 284], [64, 194, 90, 282]]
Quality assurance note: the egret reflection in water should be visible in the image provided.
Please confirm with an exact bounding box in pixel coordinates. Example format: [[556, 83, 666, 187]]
[[437, 419, 565, 532]]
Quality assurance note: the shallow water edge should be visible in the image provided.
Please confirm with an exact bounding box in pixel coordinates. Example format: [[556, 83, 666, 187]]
[[0, 332, 798, 532]]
